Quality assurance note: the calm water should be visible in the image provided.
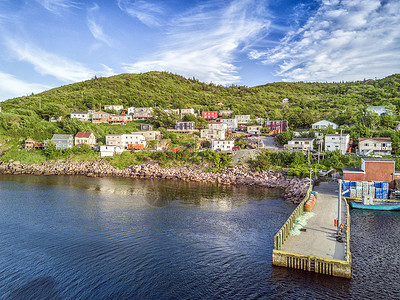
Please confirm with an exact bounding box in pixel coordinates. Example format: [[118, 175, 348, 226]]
[[0, 175, 399, 299]]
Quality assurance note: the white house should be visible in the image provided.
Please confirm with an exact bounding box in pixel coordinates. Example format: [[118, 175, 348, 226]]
[[220, 118, 238, 131], [200, 129, 226, 140], [367, 106, 392, 116], [75, 132, 96, 147], [324, 134, 350, 154], [211, 139, 234, 151], [71, 112, 89, 122], [208, 122, 228, 131], [180, 108, 196, 118], [358, 137, 392, 156], [134, 131, 161, 141], [100, 145, 124, 157], [104, 105, 124, 112], [130, 107, 153, 119], [105, 134, 146, 149], [284, 138, 314, 151], [235, 115, 251, 124], [311, 120, 338, 130]]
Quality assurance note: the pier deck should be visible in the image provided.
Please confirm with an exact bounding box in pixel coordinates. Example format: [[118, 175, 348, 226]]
[[273, 181, 351, 278], [281, 181, 346, 259]]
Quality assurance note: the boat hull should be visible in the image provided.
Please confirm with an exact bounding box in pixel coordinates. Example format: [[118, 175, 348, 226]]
[[349, 201, 400, 211]]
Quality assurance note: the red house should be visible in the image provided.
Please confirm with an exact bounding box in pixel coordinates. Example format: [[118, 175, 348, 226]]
[[265, 120, 288, 134], [202, 111, 218, 120], [343, 158, 400, 188]]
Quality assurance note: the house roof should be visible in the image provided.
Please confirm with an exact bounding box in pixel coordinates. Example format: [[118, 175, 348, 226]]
[[342, 167, 364, 173], [362, 158, 394, 163], [312, 119, 337, 126], [358, 137, 392, 143], [71, 111, 88, 114], [292, 138, 314, 141], [25, 137, 35, 142], [52, 134, 73, 140], [325, 134, 350, 137], [75, 132, 93, 138]]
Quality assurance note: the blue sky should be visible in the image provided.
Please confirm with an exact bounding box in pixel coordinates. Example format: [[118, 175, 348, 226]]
[[0, 0, 399, 101]]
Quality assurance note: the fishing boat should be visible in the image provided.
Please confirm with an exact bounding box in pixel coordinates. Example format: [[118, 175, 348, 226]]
[[349, 199, 400, 211]]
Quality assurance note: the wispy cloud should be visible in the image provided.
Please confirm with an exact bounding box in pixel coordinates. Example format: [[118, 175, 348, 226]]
[[117, 0, 164, 27], [0, 71, 50, 101], [35, 0, 80, 15], [263, 0, 400, 81], [5, 38, 95, 82], [87, 4, 113, 47], [123, 0, 269, 85]]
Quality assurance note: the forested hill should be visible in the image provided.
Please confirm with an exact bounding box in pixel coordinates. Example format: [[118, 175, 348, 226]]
[[2, 71, 400, 129]]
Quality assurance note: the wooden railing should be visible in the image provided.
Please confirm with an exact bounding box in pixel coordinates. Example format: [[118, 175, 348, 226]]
[[274, 183, 312, 250], [344, 198, 352, 263]]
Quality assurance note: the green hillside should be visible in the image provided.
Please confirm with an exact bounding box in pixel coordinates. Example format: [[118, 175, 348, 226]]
[[1, 71, 400, 144]]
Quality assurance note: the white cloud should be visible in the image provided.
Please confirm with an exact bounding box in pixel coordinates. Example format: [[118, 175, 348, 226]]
[[264, 0, 400, 81], [36, 0, 79, 15], [0, 71, 51, 101], [5, 38, 96, 82], [87, 4, 113, 46], [117, 0, 163, 27], [123, 0, 269, 85]]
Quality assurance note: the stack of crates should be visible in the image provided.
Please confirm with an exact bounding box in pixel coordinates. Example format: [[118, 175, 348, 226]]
[[374, 181, 389, 199], [343, 180, 389, 199]]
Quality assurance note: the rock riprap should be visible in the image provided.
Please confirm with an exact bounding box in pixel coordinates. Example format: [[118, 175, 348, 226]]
[[0, 161, 309, 203]]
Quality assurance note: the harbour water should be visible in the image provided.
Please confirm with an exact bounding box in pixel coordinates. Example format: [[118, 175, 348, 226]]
[[0, 175, 399, 299]]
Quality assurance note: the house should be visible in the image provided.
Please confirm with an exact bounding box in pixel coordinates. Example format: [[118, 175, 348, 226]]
[[92, 111, 110, 124], [220, 118, 238, 131], [180, 108, 196, 118], [134, 131, 161, 141], [71, 112, 89, 122], [284, 138, 314, 151], [343, 158, 400, 188], [200, 129, 226, 140], [208, 122, 228, 131], [24, 138, 44, 150], [105, 134, 146, 149], [24, 138, 36, 150], [218, 110, 233, 117], [127, 107, 135, 115], [202, 111, 218, 120], [211, 139, 234, 152], [131, 107, 153, 120], [75, 132, 96, 147], [104, 105, 124, 112], [175, 121, 195, 132], [265, 120, 288, 134], [141, 123, 154, 131], [235, 115, 251, 124], [109, 114, 132, 125], [255, 118, 265, 125], [49, 116, 62, 122], [324, 134, 350, 154], [367, 106, 392, 116], [51, 134, 74, 150], [282, 98, 289, 105], [247, 125, 263, 135], [311, 120, 338, 130], [358, 137, 392, 156], [100, 145, 124, 157], [164, 108, 180, 115]]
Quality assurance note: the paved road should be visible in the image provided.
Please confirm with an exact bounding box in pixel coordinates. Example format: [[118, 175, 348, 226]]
[[281, 181, 347, 261]]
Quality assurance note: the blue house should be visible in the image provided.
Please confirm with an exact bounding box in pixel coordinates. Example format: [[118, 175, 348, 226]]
[[51, 134, 74, 150]]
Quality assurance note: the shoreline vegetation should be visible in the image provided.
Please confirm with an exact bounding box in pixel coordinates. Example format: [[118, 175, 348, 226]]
[[0, 160, 309, 204]]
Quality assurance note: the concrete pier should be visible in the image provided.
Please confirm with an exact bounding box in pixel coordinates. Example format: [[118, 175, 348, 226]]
[[273, 181, 351, 278]]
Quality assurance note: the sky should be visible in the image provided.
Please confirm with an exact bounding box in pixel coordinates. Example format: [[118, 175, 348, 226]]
[[0, 0, 399, 101]]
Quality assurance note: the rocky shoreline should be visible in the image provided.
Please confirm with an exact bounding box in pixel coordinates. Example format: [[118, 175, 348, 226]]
[[0, 160, 310, 204]]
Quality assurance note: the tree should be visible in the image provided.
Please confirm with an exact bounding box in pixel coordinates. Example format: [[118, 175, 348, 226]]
[[44, 140, 57, 159], [275, 130, 294, 146]]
